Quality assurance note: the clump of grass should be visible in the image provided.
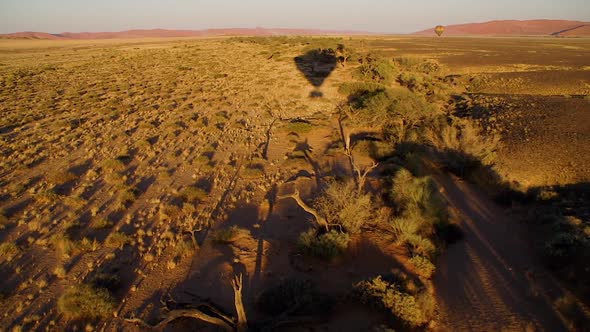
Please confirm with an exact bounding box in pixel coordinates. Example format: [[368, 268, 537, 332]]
[[78, 237, 100, 252], [57, 284, 114, 319], [242, 165, 265, 179], [101, 159, 125, 173], [181, 186, 208, 203], [64, 195, 87, 210], [0, 242, 20, 261], [212, 226, 250, 244], [35, 189, 62, 204], [286, 120, 314, 134], [91, 218, 113, 229], [116, 187, 136, 209], [106, 232, 131, 249], [298, 229, 350, 260]]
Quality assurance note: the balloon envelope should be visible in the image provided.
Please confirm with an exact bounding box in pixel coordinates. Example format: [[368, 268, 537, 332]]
[[435, 25, 445, 37]]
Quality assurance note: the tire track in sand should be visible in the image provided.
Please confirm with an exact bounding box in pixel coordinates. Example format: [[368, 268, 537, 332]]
[[432, 172, 573, 331]]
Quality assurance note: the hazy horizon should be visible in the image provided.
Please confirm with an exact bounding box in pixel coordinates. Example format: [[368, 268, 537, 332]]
[[1, 0, 589, 34]]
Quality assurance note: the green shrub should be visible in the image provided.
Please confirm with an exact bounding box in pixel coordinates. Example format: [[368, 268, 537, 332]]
[[314, 180, 372, 234], [391, 168, 447, 229], [354, 276, 429, 327], [298, 229, 350, 260], [58, 284, 114, 319], [409, 256, 435, 279], [357, 57, 397, 85], [424, 117, 499, 169]]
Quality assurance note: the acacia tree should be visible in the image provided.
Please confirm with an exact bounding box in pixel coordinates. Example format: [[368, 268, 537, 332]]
[[336, 103, 379, 194]]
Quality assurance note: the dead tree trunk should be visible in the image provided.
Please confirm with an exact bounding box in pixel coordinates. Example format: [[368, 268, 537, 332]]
[[232, 274, 248, 332]]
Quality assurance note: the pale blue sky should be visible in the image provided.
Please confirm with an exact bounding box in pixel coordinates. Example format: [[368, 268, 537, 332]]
[[1, 0, 588, 34]]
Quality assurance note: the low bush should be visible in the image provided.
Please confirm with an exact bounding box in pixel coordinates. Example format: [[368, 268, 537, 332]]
[[391, 168, 447, 230], [408, 255, 436, 279], [357, 56, 397, 85], [58, 284, 114, 320], [423, 116, 500, 175], [298, 228, 350, 260], [314, 180, 372, 234], [354, 276, 430, 327]]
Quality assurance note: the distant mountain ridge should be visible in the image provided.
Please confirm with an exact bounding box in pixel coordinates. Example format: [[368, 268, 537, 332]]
[[3, 20, 589, 40], [0, 27, 372, 40], [414, 19, 590, 36]]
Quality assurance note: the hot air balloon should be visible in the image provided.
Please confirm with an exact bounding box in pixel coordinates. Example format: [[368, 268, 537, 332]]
[[435, 25, 445, 37]]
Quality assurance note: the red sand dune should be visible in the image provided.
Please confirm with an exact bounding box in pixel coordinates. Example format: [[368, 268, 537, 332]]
[[0, 27, 371, 40], [414, 20, 590, 36], [0, 31, 64, 40]]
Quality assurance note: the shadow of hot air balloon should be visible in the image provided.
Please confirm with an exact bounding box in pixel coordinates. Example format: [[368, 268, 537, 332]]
[[294, 49, 337, 98]]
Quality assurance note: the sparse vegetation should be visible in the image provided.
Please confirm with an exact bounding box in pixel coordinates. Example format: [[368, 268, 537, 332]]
[[0, 33, 587, 331]]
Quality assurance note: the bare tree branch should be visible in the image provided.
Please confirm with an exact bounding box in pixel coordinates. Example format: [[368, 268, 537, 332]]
[[277, 189, 329, 231], [124, 309, 234, 331]]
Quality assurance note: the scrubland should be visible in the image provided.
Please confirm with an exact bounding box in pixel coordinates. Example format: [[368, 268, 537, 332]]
[[0, 36, 589, 331]]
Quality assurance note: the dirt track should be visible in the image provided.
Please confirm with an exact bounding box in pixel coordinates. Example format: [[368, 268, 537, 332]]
[[433, 173, 576, 331]]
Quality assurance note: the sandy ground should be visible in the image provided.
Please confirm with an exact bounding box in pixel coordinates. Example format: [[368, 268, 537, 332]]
[[432, 171, 589, 331]]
